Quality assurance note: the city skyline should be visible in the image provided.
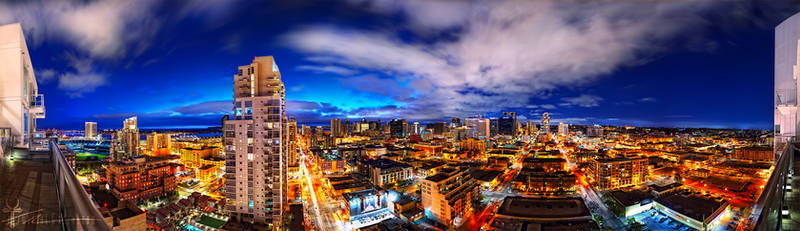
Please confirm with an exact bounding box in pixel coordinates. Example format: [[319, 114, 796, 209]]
[[3, 1, 799, 130]]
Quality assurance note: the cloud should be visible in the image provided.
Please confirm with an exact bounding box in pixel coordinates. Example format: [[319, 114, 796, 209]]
[[37, 69, 57, 83], [560, 94, 603, 108], [0, 0, 241, 96], [55, 54, 107, 98], [171, 100, 230, 115], [295, 65, 357, 75], [286, 1, 724, 118], [93, 100, 231, 121], [639, 97, 658, 103]]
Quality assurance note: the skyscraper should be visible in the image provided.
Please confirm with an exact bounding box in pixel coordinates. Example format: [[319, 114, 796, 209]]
[[287, 117, 298, 167], [558, 122, 569, 136], [526, 120, 537, 136], [223, 56, 287, 226], [541, 112, 551, 134], [390, 118, 408, 138], [498, 111, 517, 136], [0, 23, 44, 149], [464, 115, 490, 139], [331, 118, 342, 138], [112, 116, 139, 161], [85, 122, 97, 139]]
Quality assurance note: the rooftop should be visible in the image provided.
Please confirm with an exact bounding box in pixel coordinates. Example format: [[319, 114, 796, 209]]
[[655, 191, 727, 222], [496, 196, 591, 219], [609, 189, 653, 207]]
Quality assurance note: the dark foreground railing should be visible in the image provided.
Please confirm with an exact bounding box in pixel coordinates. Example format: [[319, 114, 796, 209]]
[[753, 142, 794, 231], [46, 138, 111, 230]]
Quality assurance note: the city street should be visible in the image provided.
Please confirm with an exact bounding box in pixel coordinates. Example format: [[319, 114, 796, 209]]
[[579, 186, 625, 230]]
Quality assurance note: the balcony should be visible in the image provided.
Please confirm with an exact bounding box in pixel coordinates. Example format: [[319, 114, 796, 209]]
[[29, 94, 45, 119], [0, 138, 109, 230]]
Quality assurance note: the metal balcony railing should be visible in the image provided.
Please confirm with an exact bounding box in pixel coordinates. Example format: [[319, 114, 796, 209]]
[[776, 89, 796, 106], [46, 138, 111, 231], [30, 94, 45, 119]]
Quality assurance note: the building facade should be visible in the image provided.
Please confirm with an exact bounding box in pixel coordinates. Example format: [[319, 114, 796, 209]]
[[589, 156, 649, 190], [223, 56, 288, 226], [106, 156, 176, 202], [113, 116, 140, 161], [85, 122, 97, 139], [420, 167, 478, 225], [0, 23, 44, 150], [498, 112, 517, 137]]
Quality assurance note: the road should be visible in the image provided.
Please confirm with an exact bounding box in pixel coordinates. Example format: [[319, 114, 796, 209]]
[[579, 186, 625, 230], [300, 148, 344, 231]]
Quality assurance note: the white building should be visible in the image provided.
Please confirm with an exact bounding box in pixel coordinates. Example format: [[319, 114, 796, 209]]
[[775, 12, 800, 147], [464, 116, 489, 139], [558, 122, 569, 136], [420, 167, 478, 225], [223, 56, 287, 226], [0, 23, 44, 151]]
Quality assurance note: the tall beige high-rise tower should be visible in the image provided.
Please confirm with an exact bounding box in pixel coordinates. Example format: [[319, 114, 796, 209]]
[[85, 122, 97, 139], [223, 56, 288, 227], [112, 116, 139, 161]]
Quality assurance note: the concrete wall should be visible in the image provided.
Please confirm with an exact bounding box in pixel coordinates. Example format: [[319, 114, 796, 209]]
[[0, 23, 38, 148]]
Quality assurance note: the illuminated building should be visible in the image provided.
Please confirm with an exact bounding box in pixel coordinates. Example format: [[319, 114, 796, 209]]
[[363, 159, 413, 186], [459, 138, 485, 156], [179, 146, 221, 169], [586, 124, 603, 137], [498, 111, 517, 137], [652, 190, 730, 231], [732, 146, 773, 162], [331, 118, 343, 138], [0, 23, 44, 151], [196, 165, 217, 182], [112, 116, 140, 161], [558, 122, 568, 136], [412, 142, 442, 156], [146, 132, 171, 153], [390, 119, 408, 138], [420, 167, 478, 225], [541, 112, 551, 134], [85, 122, 97, 139], [312, 149, 346, 174], [485, 148, 519, 160], [287, 117, 298, 167], [106, 156, 176, 202], [464, 115, 490, 139], [343, 188, 390, 226], [589, 155, 649, 190], [513, 157, 575, 193], [223, 56, 288, 225], [489, 197, 597, 230], [526, 120, 537, 136]]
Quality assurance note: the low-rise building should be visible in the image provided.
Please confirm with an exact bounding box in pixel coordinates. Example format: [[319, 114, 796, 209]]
[[363, 158, 413, 186], [106, 156, 176, 202]]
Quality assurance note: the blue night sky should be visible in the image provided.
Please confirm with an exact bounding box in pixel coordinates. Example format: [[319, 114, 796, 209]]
[[2, 0, 799, 130]]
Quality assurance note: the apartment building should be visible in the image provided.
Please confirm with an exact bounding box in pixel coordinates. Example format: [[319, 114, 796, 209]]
[[0, 23, 44, 150], [223, 56, 288, 226], [420, 167, 478, 225], [106, 156, 177, 202], [589, 155, 649, 190]]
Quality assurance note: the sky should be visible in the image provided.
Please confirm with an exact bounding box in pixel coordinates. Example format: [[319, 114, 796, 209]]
[[1, 0, 799, 130]]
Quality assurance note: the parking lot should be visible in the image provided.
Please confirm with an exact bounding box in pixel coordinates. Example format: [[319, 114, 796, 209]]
[[630, 208, 741, 231], [631, 209, 696, 231]]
